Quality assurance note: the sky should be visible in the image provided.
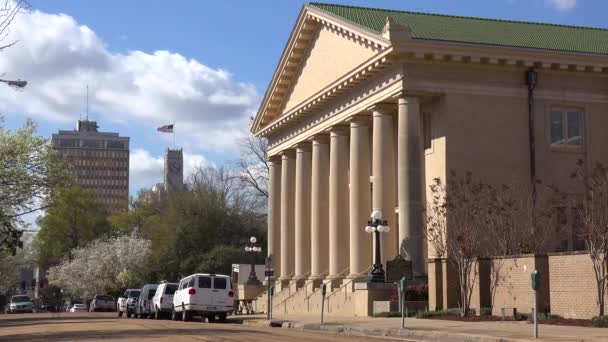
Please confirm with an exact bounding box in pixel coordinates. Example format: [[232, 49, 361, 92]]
[[1, 0, 606, 205]]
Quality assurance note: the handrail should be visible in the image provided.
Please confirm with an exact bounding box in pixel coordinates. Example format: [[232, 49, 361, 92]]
[[303, 266, 351, 301], [325, 265, 374, 300], [275, 271, 327, 307], [272, 273, 295, 298]]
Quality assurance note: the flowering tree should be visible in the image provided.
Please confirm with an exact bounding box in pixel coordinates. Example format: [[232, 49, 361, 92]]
[[48, 233, 151, 299]]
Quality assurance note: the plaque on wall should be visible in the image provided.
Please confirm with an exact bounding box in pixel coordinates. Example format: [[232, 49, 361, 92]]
[[385, 255, 413, 282]]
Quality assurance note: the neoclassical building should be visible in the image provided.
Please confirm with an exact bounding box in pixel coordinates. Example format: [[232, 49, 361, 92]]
[[252, 2, 608, 307]]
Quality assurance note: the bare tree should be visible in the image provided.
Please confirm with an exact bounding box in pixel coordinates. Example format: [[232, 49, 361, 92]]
[[426, 171, 494, 316], [485, 183, 557, 312], [237, 132, 268, 200], [0, 0, 29, 89], [572, 160, 608, 317]]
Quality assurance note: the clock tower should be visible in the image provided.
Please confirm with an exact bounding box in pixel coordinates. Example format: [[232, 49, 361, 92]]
[[164, 148, 184, 194]]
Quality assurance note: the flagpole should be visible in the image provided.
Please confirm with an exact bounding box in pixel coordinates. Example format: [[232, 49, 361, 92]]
[[173, 121, 175, 149]]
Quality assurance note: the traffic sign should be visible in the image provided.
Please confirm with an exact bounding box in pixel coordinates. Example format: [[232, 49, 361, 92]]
[[264, 270, 274, 277]]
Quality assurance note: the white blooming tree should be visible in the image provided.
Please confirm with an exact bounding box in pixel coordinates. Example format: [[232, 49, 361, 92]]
[[48, 233, 151, 299]]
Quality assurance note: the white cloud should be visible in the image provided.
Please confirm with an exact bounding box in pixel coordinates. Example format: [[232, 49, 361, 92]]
[[546, 0, 577, 11], [129, 148, 212, 192], [0, 6, 259, 152]]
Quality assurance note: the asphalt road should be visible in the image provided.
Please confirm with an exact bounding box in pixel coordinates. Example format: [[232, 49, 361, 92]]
[[0, 312, 397, 342]]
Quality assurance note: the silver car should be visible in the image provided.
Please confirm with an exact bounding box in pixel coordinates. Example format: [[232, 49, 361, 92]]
[[89, 294, 116, 312], [7, 295, 33, 314]]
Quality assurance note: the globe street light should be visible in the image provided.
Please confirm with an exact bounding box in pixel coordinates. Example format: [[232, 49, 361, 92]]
[[365, 209, 390, 282], [244, 236, 262, 285]]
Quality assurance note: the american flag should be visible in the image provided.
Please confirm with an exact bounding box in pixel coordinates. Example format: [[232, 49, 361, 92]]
[[157, 124, 174, 133]]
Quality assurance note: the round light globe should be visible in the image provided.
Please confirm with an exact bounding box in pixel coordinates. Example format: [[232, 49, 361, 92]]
[[250, 236, 257, 244], [245, 247, 251, 252], [365, 226, 372, 233], [370, 209, 383, 221]]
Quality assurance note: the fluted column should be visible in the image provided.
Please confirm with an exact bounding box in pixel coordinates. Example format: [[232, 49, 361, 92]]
[[310, 135, 329, 280], [267, 156, 282, 278], [279, 150, 295, 285], [294, 143, 312, 284], [328, 126, 349, 280], [348, 116, 372, 278], [372, 104, 398, 264], [398, 96, 425, 277]]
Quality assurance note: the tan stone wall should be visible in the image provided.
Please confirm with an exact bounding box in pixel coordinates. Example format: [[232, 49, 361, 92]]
[[548, 252, 606, 319]]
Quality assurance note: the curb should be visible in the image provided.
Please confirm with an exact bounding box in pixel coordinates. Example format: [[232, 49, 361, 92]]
[[253, 319, 539, 342]]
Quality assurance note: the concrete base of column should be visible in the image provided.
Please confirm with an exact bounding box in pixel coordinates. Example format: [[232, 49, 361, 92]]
[[307, 275, 325, 290], [327, 276, 344, 290], [293, 276, 308, 290], [278, 278, 292, 291]]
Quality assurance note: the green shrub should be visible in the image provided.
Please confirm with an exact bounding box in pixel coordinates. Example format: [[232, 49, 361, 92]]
[[515, 313, 529, 321], [480, 307, 492, 316], [591, 315, 608, 328], [416, 308, 461, 318], [374, 311, 402, 318]]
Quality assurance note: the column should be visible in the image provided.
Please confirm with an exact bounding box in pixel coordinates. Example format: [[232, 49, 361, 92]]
[[328, 126, 349, 280], [348, 115, 372, 278], [310, 135, 329, 281], [279, 150, 295, 285], [372, 104, 398, 264], [267, 156, 282, 278], [294, 143, 312, 284], [398, 96, 425, 277]]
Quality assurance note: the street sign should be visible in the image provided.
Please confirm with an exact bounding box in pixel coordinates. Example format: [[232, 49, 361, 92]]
[[264, 270, 274, 277]]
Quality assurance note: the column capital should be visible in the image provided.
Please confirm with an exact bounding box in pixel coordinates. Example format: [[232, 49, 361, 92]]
[[310, 133, 330, 144], [295, 141, 312, 152], [367, 102, 395, 115], [397, 96, 420, 106], [268, 155, 282, 164], [347, 114, 372, 126], [327, 125, 349, 135], [280, 149, 296, 158]]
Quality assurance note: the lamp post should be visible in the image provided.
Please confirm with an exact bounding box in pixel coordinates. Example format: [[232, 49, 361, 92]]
[[365, 209, 390, 282], [244, 236, 262, 285]]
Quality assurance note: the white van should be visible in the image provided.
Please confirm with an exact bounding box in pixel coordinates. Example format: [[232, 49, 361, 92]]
[[135, 284, 158, 318], [152, 282, 178, 319], [172, 273, 234, 322]]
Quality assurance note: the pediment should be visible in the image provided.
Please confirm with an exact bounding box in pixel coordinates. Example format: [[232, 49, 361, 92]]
[[251, 5, 390, 135]]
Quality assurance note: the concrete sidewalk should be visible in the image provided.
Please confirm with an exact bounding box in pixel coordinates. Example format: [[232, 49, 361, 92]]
[[241, 314, 606, 342]]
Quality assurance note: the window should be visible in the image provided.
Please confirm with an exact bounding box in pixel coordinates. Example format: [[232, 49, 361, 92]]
[[550, 109, 583, 147], [213, 277, 227, 289], [147, 289, 156, 300], [198, 276, 212, 288], [422, 112, 432, 150], [165, 284, 178, 295]]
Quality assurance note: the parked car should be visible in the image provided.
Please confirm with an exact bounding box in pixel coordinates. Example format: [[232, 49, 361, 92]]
[[172, 273, 234, 322], [69, 304, 87, 312], [89, 294, 116, 312], [117, 289, 140, 318], [6, 295, 33, 314], [135, 284, 158, 319], [152, 282, 178, 319]]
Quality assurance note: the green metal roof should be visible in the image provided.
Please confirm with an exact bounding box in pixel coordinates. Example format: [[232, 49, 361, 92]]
[[309, 2, 608, 55]]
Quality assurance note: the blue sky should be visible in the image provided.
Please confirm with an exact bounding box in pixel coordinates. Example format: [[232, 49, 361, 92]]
[[2, 0, 605, 199]]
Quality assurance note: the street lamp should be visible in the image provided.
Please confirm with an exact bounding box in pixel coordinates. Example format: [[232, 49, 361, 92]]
[[244, 236, 262, 285], [365, 209, 390, 282]]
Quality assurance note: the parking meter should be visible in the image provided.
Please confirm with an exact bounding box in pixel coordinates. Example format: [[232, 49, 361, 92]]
[[531, 270, 539, 291]]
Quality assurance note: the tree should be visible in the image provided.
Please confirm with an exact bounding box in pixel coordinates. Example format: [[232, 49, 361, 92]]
[[236, 132, 268, 212], [426, 172, 495, 316], [37, 187, 110, 266], [1, 116, 71, 255], [47, 233, 151, 300], [0, 0, 29, 89], [0, 233, 34, 294], [572, 161, 608, 317]]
